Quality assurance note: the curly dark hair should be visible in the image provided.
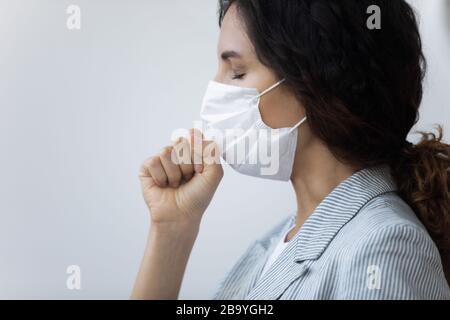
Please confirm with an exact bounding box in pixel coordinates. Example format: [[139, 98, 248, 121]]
[[219, 0, 450, 284]]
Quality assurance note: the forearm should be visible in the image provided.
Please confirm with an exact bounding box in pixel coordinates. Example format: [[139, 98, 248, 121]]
[[131, 222, 199, 300]]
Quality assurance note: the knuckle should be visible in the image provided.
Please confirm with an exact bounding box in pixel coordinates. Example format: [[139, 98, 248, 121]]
[[160, 146, 173, 157], [176, 137, 189, 146], [140, 160, 148, 171], [148, 156, 160, 169], [179, 139, 191, 151]]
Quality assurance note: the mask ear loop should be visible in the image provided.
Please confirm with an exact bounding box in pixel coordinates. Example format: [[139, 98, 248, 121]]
[[288, 116, 308, 134], [251, 78, 286, 102]]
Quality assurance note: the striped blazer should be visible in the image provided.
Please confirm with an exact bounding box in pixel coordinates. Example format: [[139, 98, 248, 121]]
[[213, 166, 450, 300]]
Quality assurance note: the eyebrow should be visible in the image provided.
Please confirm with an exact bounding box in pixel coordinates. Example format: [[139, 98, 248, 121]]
[[220, 50, 242, 60]]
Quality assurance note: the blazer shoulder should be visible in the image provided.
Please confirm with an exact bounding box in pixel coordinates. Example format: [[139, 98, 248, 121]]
[[342, 192, 440, 258], [354, 192, 428, 233], [336, 194, 450, 299]]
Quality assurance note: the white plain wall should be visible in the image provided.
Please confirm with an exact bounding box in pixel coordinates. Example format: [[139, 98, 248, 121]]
[[0, 0, 449, 299]]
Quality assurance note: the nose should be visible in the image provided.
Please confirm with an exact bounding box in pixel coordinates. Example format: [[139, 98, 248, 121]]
[[213, 63, 226, 84]]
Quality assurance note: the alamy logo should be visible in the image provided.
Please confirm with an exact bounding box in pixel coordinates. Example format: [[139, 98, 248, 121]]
[[66, 5, 81, 30], [66, 265, 82, 290], [367, 5, 381, 30], [171, 123, 282, 176]]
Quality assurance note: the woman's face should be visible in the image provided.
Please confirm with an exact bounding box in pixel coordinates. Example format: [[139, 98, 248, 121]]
[[214, 4, 305, 129]]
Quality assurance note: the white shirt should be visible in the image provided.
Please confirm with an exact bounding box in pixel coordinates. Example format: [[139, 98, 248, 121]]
[[259, 227, 293, 278]]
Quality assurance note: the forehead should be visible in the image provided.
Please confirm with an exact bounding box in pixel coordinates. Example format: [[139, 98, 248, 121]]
[[218, 5, 255, 57]]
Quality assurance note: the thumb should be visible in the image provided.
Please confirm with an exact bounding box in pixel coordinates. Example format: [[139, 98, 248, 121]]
[[201, 140, 224, 182]]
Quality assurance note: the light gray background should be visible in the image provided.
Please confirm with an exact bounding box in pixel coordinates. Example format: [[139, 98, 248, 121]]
[[0, 0, 449, 299]]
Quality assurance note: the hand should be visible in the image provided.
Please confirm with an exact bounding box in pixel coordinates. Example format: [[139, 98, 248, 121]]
[[139, 129, 223, 230]]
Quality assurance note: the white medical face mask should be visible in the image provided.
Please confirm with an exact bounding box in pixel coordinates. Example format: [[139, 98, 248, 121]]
[[200, 79, 307, 181]]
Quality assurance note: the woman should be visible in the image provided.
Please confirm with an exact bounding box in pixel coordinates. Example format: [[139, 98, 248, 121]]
[[132, 0, 450, 299]]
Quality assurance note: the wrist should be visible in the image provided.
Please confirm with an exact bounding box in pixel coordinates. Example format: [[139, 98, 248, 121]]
[[150, 220, 200, 241]]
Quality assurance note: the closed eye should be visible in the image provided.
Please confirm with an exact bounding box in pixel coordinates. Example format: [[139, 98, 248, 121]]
[[232, 73, 246, 80]]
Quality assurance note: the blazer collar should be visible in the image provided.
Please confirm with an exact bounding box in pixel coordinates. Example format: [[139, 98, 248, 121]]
[[247, 165, 398, 300], [293, 164, 397, 262]]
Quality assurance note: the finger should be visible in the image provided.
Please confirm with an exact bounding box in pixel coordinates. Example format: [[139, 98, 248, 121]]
[[139, 158, 157, 190], [202, 140, 223, 183], [159, 146, 183, 188], [202, 140, 221, 167], [189, 128, 204, 173], [173, 137, 194, 181], [142, 156, 168, 187]]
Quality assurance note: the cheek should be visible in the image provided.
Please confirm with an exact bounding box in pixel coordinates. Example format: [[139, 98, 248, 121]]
[[258, 90, 304, 129], [245, 67, 278, 91], [258, 94, 290, 129]]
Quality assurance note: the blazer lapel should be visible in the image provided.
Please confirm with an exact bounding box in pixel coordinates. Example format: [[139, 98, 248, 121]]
[[246, 242, 309, 300], [214, 216, 297, 299], [213, 241, 267, 299]]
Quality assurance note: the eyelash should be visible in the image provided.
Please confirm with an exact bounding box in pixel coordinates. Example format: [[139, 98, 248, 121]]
[[232, 73, 246, 80]]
